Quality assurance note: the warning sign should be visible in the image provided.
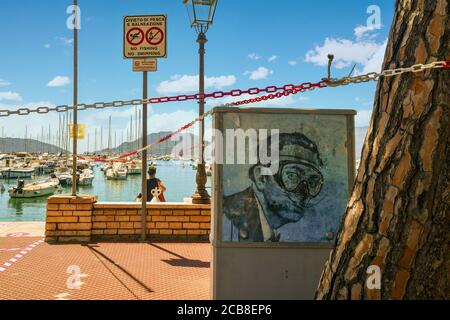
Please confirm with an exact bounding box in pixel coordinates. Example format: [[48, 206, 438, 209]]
[[69, 124, 86, 140], [133, 59, 157, 72], [124, 15, 167, 59]]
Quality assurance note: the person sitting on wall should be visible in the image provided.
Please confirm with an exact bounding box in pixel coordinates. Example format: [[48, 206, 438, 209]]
[[136, 164, 167, 202], [222, 132, 324, 242]]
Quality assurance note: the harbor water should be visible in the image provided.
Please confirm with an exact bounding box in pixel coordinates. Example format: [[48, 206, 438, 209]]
[[0, 160, 209, 222]]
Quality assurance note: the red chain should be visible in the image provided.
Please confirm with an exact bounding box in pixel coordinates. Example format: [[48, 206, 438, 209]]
[[144, 80, 327, 105]]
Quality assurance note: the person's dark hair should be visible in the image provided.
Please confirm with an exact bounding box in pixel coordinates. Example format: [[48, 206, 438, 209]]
[[249, 132, 323, 182], [148, 167, 157, 176]]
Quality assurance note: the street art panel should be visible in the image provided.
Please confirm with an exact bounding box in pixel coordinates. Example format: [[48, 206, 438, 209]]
[[218, 109, 355, 244]]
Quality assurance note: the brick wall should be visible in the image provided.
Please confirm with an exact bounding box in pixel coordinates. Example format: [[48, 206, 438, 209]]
[[45, 195, 97, 243], [45, 195, 211, 243]]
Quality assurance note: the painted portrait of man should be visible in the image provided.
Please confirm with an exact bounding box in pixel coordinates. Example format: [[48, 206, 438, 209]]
[[222, 132, 324, 243]]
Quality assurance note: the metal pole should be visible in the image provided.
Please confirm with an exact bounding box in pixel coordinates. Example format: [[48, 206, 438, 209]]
[[192, 32, 210, 204], [71, 0, 78, 196], [141, 71, 148, 241]]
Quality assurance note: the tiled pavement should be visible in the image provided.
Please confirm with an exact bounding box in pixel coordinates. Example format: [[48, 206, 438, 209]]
[[0, 236, 211, 300]]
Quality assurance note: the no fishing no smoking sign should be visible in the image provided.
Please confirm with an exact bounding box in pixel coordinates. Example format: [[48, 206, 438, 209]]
[[123, 15, 167, 59]]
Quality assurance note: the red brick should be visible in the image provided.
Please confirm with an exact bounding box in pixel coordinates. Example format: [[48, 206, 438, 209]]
[[47, 204, 59, 211], [200, 223, 211, 230], [106, 222, 120, 229], [60, 204, 77, 211], [201, 210, 211, 216], [79, 217, 92, 223], [48, 197, 70, 204], [187, 230, 207, 235], [185, 210, 201, 216], [190, 216, 210, 223], [46, 211, 63, 217], [152, 216, 166, 222], [76, 204, 92, 210], [155, 222, 169, 229], [93, 216, 115, 222], [160, 210, 173, 216], [119, 222, 134, 229], [172, 210, 185, 216], [183, 223, 200, 229], [92, 230, 104, 235], [160, 229, 173, 235], [93, 222, 107, 229], [173, 230, 187, 235], [166, 216, 189, 222], [115, 216, 130, 222], [58, 223, 91, 231], [146, 222, 155, 229], [169, 223, 182, 229], [46, 223, 57, 231], [72, 211, 91, 217], [47, 217, 78, 223], [147, 210, 161, 216]]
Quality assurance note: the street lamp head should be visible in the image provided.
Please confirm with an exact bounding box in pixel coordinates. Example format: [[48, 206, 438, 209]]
[[183, 0, 218, 34]]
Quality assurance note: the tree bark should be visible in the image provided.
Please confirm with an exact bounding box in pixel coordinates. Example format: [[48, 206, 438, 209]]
[[316, 0, 449, 300]]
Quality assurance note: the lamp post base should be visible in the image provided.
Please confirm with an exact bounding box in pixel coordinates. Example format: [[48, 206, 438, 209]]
[[192, 163, 211, 204]]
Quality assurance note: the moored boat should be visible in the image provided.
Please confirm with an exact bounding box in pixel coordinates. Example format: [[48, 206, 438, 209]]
[[8, 177, 61, 198]]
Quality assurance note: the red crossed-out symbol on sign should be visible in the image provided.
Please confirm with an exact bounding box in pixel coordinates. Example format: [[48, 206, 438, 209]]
[[126, 28, 144, 46], [146, 27, 164, 46]]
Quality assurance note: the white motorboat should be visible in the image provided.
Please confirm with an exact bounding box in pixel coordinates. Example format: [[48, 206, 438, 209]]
[[8, 178, 61, 199], [106, 163, 128, 180], [54, 167, 73, 186], [1, 167, 35, 179], [78, 169, 94, 186], [127, 161, 142, 175]]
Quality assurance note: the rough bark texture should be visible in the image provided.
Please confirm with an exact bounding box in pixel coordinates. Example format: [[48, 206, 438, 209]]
[[316, 0, 449, 300]]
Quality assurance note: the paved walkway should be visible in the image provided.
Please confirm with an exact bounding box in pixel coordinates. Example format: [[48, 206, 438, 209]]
[[0, 223, 211, 300]]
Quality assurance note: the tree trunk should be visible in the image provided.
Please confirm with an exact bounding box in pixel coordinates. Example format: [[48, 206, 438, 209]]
[[316, 0, 449, 300]]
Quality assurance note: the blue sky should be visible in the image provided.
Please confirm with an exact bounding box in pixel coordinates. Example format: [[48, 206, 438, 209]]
[[0, 0, 394, 152]]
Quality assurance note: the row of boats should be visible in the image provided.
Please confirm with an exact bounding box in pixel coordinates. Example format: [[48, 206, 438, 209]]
[[0, 152, 212, 199]]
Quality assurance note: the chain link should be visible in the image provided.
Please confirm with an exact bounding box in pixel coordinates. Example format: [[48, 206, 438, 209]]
[[0, 61, 447, 118]]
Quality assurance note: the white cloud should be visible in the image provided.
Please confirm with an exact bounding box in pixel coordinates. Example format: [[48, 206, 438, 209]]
[[354, 24, 382, 40], [248, 53, 261, 60], [360, 39, 387, 74], [44, 44, 51, 49], [156, 74, 236, 95], [268, 55, 278, 62], [206, 92, 307, 108], [47, 76, 70, 87], [305, 38, 382, 69], [0, 91, 22, 101], [244, 67, 273, 81], [0, 79, 11, 87], [59, 37, 74, 46], [288, 60, 298, 66]]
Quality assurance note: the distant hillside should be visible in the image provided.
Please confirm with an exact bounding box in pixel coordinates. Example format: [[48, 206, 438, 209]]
[[97, 132, 200, 156], [0, 138, 66, 154]]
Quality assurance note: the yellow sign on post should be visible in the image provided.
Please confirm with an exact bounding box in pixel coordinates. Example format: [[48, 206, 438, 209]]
[[69, 124, 86, 140], [124, 15, 167, 59], [133, 59, 158, 72]]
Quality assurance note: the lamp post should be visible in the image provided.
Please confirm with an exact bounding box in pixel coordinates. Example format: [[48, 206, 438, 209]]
[[71, 0, 79, 196], [184, 0, 218, 205]]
